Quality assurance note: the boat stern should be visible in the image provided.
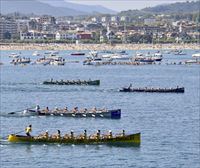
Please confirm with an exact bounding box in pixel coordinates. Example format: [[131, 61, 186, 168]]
[[8, 134, 18, 142], [110, 109, 121, 119]]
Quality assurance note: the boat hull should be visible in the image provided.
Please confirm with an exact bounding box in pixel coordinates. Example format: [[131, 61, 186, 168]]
[[43, 80, 100, 86], [8, 133, 140, 146], [120, 87, 184, 93], [27, 109, 121, 119]]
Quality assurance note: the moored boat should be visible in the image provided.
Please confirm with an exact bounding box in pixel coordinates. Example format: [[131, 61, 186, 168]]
[[9, 53, 20, 58], [10, 58, 31, 65], [43, 79, 100, 85], [32, 51, 40, 56], [71, 52, 85, 56], [8, 132, 140, 146]]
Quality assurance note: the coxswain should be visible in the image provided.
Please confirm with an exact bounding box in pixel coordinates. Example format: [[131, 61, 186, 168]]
[[25, 125, 32, 136], [128, 83, 132, 89]]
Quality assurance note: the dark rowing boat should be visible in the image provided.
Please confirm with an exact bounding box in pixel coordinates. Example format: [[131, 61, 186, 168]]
[[24, 109, 121, 119], [120, 87, 184, 93], [71, 53, 85, 56], [43, 79, 100, 85]]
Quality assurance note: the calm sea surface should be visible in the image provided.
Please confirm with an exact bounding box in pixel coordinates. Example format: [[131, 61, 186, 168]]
[[0, 50, 199, 168]]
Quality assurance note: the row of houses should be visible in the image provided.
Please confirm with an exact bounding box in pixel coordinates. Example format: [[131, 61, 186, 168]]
[[0, 14, 199, 42], [20, 31, 93, 40]]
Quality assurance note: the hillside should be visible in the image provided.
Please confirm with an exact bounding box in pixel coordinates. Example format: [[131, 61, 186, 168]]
[[39, 0, 116, 14], [0, 0, 115, 16], [119, 1, 200, 16], [143, 1, 200, 14]]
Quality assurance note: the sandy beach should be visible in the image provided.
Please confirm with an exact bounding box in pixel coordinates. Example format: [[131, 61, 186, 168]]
[[0, 43, 199, 51]]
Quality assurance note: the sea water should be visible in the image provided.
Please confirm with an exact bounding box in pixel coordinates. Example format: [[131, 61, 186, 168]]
[[0, 50, 199, 168]]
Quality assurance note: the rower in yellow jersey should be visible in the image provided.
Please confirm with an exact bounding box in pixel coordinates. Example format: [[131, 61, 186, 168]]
[[25, 125, 32, 136]]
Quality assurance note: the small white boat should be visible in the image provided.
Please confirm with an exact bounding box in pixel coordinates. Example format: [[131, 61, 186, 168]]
[[192, 53, 200, 58], [50, 60, 65, 66], [185, 59, 198, 64], [32, 51, 40, 56], [9, 53, 20, 58]]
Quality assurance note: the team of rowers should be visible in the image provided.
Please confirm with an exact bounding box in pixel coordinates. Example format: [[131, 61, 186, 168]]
[[34, 105, 106, 114], [25, 125, 126, 140]]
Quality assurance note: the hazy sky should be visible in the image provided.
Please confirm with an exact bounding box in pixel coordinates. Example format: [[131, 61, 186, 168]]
[[67, 0, 188, 11]]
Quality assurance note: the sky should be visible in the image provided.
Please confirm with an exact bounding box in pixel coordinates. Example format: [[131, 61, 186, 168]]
[[67, 0, 189, 11]]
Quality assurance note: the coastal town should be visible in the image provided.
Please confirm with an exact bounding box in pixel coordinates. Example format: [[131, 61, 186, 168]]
[[0, 2, 199, 46]]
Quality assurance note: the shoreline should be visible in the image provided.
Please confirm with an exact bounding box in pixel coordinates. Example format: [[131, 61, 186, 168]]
[[0, 43, 199, 51]]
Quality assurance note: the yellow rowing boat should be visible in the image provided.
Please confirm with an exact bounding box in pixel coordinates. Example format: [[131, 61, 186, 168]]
[[8, 133, 141, 146]]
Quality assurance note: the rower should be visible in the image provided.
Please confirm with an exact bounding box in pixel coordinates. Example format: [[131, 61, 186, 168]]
[[92, 107, 97, 113], [84, 130, 87, 139], [70, 130, 74, 139], [73, 107, 78, 113], [45, 107, 49, 112], [97, 130, 101, 140], [35, 105, 40, 113], [44, 130, 49, 138], [108, 130, 112, 139], [122, 130, 125, 137], [25, 125, 32, 136], [57, 130, 61, 139], [64, 106, 68, 112]]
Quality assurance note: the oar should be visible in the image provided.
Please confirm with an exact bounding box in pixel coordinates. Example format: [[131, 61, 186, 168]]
[[8, 106, 35, 115]]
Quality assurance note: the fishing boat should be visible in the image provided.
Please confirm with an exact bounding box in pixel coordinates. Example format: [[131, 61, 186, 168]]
[[8, 132, 140, 146], [71, 52, 85, 56], [120, 86, 184, 93], [43, 79, 100, 85]]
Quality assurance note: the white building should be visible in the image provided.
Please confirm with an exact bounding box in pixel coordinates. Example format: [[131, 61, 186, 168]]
[[55, 32, 77, 40], [20, 31, 43, 40]]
